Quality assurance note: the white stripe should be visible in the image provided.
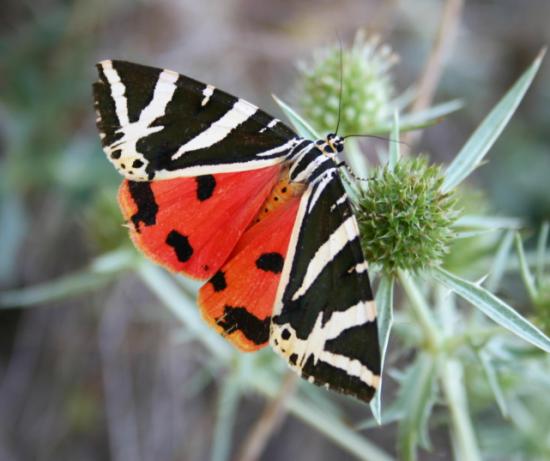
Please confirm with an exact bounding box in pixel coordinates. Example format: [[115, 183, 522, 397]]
[[272, 186, 312, 316], [201, 84, 215, 106], [99, 64, 179, 180], [138, 69, 179, 126], [291, 216, 358, 301], [288, 144, 320, 182], [307, 173, 333, 213], [254, 138, 299, 157], [330, 193, 347, 211], [109, 69, 179, 152], [101, 60, 129, 126], [318, 351, 380, 388], [171, 98, 257, 160], [259, 118, 280, 133], [152, 156, 284, 179], [324, 300, 377, 331], [270, 301, 379, 388], [349, 261, 369, 274]]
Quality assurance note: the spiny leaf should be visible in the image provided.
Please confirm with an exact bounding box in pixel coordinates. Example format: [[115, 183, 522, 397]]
[[0, 248, 135, 308], [432, 266, 550, 353], [272, 94, 320, 139], [443, 49, 545, 192], [478, 350, 509, 418], [388, 112, 400, 171], [398, 354, 437, 461], [370, 274, 395, 423]]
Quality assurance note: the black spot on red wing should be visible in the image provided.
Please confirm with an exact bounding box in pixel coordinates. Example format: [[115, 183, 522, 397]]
[[281, 187, 287, 193], [217, 305, 270, 345], [166, 230, 193, 262], [196, 175, 216, 201], [128, 181, 158, 232], [210, 270, 227, 292], [256, 252, 284, 273]]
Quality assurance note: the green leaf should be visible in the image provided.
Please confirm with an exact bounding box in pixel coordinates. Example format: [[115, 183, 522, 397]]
[[536, 221, 549, 285], [486, 230, 515, 292], [398, 99, 463, 130], [0, 248, 135, 308], [390, 85, 417, 111], [454, 215, 522, 230], [478, 349, 509, 418], [137, 262, 234, 361], [440, 360, 482, 461], [272, 94, 321, 139], [371, 99, 463, 135], [432, 266, 550, 353], [454, 229, 498, 240], [370, 274, 395, 424], [442, 49, 545, 193], [359, 395, 404, 429], [388, 112, 400, 171], [211, 375, 241, 461], [398, 354, 437, 461], [515, 233, 538, 302]]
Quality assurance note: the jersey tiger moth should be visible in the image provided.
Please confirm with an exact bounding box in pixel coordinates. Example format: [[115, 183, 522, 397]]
[[93, 60, 381, 402]]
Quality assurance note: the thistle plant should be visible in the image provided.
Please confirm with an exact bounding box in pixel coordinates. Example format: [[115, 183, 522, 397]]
[[277, 38, 549, 461], [298, 30, 397, 135], [1, 29, 549, 461], [357, 156, 457, 274]]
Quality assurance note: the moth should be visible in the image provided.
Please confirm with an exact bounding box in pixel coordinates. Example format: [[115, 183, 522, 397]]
[[93, 60, 380, 402]]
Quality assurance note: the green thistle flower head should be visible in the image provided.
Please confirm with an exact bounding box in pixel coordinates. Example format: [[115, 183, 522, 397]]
[[357, 156, 458, 275], [298, 30, 396, 136]]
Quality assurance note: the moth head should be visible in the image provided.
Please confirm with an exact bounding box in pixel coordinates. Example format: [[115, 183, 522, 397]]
[[325, 133, 344, 154]]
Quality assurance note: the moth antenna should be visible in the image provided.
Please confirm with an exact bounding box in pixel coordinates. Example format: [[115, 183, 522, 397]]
[[343, 133, 411, 148], [334, 35, 344, 136], [336, 161, 374, 182]]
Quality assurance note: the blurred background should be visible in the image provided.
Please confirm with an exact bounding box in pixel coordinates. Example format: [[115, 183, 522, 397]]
[[0, 0, 549, 460]]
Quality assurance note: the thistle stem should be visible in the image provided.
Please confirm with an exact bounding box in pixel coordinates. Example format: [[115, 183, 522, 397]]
[[398, 269, 481, 459], [398, 270, 440, 350], [440, 360, 482, 461]]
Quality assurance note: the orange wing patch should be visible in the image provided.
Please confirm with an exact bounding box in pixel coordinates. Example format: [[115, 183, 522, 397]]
[[198, 197, 301, 351], [118, 166, 281, 280]]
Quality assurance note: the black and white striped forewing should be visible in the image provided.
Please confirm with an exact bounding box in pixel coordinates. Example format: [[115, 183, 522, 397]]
[[270, 173, 380, 402], [93, 60, 298, 181]]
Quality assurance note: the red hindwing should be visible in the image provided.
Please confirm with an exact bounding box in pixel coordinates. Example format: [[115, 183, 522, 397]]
[[118, 166, 281, 280], [198, 197, 301, 351]]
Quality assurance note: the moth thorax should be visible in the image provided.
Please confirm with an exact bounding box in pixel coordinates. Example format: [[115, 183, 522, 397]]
[[252, 167, 305, 225]]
